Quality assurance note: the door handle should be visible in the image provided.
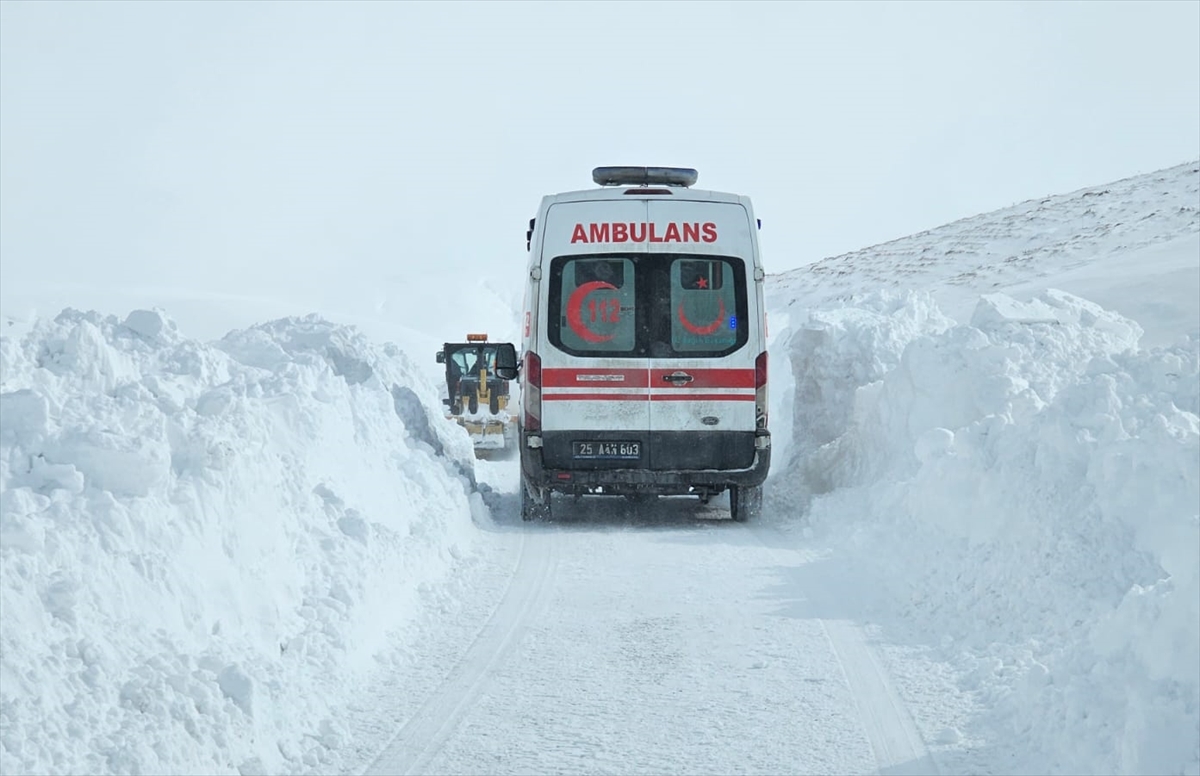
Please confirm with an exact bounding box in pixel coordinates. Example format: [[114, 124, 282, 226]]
[[662, 371, 694, 384]]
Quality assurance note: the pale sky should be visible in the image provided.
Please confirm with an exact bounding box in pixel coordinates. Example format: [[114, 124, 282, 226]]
[[2, 0, 1198, 333]]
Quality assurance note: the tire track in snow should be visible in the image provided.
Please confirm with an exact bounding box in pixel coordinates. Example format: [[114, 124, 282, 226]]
[[821, 618, 938, 776], [410, 510, 879, 775], [746, 525, 938, 776], [360, 528, 561, 776]]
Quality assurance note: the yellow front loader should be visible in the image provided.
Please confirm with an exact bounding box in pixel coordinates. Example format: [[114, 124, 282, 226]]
[[436, 334, 518, 457]]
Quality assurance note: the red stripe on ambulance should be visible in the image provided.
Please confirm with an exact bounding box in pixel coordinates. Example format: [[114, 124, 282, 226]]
[[542, 367, 752, 389], [541, 368, 649, 388], [541, 368, 755, 402], [541, 393, 755, 402], [542, 393, 646, 402], [649, 393, 754, 402]]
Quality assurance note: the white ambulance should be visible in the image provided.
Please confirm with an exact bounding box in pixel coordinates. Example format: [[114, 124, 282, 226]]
[[515, 166, 771, 522]]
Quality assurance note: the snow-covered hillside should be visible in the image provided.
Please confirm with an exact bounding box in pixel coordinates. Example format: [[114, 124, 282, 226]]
[[0, 162, 1197, 776], [768, 161, 1200, 346]]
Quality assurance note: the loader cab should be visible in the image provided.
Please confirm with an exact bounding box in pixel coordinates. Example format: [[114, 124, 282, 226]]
[[518, 166, 771, 522], [435, 334, 517, 415]]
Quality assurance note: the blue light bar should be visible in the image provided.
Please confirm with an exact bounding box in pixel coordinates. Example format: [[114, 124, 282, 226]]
[[592, 166, 699, 188]]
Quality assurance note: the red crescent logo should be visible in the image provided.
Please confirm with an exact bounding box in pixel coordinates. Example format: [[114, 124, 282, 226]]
[[566, 280, 617, 343], [677, 298, 726, 335]]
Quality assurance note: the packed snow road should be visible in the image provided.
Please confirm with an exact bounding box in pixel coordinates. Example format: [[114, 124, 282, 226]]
[[337, 462, 935, 776]]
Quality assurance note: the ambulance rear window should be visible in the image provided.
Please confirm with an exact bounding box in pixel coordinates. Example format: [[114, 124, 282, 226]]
[[552, 257, 637, 354], [574, 259, 626, 288], [670, 259, 738, 352], [677, 259, 724, 290], [547, 254, 747, 358]]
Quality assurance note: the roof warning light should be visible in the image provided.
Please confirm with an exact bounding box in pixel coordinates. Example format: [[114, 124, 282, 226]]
[[592, 166, 698, 188]]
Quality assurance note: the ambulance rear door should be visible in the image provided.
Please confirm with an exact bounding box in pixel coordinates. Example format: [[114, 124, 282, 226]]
[[537, 199, 651, 471], [645, 199, 760, 472]]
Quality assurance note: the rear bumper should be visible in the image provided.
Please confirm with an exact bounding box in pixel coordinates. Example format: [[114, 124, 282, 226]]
[[520, 429, 770, 496]]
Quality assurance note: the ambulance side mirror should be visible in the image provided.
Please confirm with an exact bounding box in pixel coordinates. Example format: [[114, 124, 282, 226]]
[[493, 343, 518, 381]]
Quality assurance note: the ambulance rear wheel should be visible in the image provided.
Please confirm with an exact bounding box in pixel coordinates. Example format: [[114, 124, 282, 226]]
[[521, 479, 551, 522], [730, 485, 762, 523]]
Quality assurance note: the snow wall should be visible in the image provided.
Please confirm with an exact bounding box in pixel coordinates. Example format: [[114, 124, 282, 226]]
[[0, 310, 484, 775], [778, 288, 1199, 776]]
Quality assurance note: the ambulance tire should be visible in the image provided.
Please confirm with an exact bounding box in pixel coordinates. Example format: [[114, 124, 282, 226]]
[[730, 484, 762, 523], [521, 480, 551, 522]]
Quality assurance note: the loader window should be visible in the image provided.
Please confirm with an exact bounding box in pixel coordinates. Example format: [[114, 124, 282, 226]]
[[451, 350, 476, 374], [449, 346, 498, 377]]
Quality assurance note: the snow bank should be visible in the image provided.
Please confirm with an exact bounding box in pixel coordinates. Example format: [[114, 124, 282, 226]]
[[0, 309, 483, 775], [779, 289, 1200, 775]]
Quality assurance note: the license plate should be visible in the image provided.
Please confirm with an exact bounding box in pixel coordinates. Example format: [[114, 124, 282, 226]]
[[572, 440, 640, 460]]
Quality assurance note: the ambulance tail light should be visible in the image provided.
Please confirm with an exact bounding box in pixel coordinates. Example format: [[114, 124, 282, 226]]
[[523, 351, 542, 433], [755, 351, 768, 429]]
